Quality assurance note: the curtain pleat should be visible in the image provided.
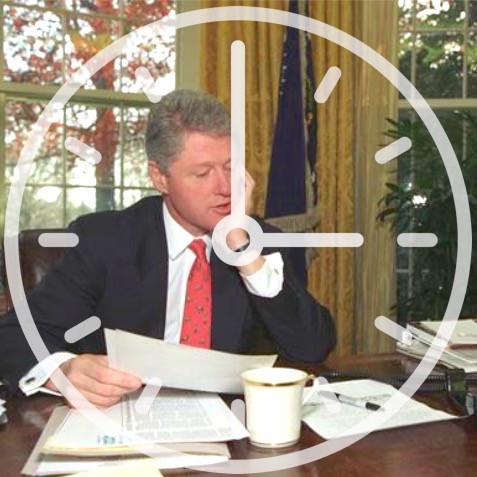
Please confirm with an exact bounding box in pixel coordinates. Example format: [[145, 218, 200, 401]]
[[354, 0, 398, 353]]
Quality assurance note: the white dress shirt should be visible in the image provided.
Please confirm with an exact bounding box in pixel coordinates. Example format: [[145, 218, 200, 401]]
[[19, 203, 284, 396]]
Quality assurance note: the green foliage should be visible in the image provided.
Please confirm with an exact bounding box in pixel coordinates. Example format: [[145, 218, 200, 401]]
[[377, 111, 477, 322]]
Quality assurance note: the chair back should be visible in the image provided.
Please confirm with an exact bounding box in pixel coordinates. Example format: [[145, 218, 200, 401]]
[[0, 229, 67, 314]]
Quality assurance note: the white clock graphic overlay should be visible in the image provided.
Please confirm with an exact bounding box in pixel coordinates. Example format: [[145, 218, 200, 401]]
[[4, 6, 471, 473]]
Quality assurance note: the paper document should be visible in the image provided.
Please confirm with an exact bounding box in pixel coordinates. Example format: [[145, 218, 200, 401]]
[[57, 460, 162, 477], [302, 379, 458, 440], [106, 328, 277, 394], [45, 389, 248, 450]]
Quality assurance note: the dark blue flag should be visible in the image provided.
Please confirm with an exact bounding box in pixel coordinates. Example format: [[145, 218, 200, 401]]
[[265, 0, 319, 287]]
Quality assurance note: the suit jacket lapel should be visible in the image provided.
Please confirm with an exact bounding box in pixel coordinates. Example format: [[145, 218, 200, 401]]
[[134, 198, 169, 339]]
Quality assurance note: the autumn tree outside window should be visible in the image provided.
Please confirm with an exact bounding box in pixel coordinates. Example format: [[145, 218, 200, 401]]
[[0, 0, 175, 232]]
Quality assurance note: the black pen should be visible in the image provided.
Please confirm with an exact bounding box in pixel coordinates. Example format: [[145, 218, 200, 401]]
[[318, 390, 383, 411], [335, 392, 382, 411]]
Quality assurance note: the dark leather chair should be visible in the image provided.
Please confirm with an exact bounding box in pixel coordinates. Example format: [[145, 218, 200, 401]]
[[0, 229, 66, 315]]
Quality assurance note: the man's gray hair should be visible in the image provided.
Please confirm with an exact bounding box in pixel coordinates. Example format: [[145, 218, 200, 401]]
[[145, 89, 231, 173]]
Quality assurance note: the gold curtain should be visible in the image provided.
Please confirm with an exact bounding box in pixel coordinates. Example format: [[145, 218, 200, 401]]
[[198, 1, 394, 357], [354, 1, 398, 353], [306, 1, 355, 356]]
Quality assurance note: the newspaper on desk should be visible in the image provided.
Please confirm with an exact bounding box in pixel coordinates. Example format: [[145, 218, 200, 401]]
[[24, 389, 246, 476], [302, 379, 459, 440], [105, 328, 277, 394]]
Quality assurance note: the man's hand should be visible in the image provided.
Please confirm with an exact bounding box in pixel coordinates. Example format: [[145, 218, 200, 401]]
[[226, 170, 255, 250], [244, 170, 255, 217], [45, 354, 142, 408], [226, 170, 265, 276]]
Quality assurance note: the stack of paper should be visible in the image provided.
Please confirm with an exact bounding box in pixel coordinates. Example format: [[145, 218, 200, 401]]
[[397, 319, 477, 372], [302, 379, 458, 439], [0, 399, 6, 425], [24, 390, 248, 476]]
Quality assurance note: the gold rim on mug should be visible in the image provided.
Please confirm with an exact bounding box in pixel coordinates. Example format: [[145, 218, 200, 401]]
[[242, 373, 315, 388]]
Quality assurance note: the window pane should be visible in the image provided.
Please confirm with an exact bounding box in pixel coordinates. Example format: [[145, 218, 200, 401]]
[[65, 187, 97, 224], [413, 0, 466, 31], [468, 31, 477, 98], [63, 0, 120, 16], [415, 33, 463, 98], [120, 19, 175, 94], [8, 1, 62, 7], [396, 271, 409, 326], [123, 0, 175, 25], [5, 100, 64, 186], [5, 100, 39, 180], [122, 188, 158, 208], [28, 124, 63, 185], [65, 105, 121, 192], [120, 107, 151, 188], [19, 185, 64, 229], [65, 104, 99, 187], [398, 33, 413, 88], [398, 0, 414, 31], [66, 16, 122, 91], [469, 0, 477, 28], [4, 6, 63, 85]]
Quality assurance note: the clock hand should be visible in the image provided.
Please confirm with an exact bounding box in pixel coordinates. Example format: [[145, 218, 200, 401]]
[[231, 40, 246, 217]]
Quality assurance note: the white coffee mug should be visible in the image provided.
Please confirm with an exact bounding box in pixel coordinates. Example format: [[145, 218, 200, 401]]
[[241, 367, 311, 448]]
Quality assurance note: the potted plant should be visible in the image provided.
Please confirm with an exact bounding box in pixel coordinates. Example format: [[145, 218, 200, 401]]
[[377, 110, 477, 324]]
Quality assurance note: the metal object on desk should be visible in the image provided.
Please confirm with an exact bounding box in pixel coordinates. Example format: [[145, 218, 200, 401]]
[[444, 368, 477, 422]]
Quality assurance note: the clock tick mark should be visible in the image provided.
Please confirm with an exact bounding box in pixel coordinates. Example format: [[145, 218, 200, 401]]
[[64, 316, 102, 344], [397, 233, 438, 248], [314, 66, 341, 103], [375, 137, 412, 164], [375, 315, 412, 345], [39, 232, 79, 248], [64, 137, 102, 165]]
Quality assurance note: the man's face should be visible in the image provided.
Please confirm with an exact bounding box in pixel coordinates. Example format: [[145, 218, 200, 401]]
[[149, 131, 232, 236]]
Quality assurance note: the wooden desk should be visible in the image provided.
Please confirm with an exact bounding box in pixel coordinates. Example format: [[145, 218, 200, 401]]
[[2, 353, 477, 477]]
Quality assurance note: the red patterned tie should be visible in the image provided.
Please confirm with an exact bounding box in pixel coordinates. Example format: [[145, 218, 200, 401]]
[[180, 239, 212, 348]]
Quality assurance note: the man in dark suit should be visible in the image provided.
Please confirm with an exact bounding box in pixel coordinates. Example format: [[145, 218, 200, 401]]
[[0, 90, 335, 407]]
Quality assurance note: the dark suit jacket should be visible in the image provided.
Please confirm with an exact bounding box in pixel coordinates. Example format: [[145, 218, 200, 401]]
[[0, 197, 335, 392]]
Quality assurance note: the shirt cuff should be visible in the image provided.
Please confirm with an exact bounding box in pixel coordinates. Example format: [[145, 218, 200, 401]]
[[240, 252, 284, 298], [19, 352, 77, 397]]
